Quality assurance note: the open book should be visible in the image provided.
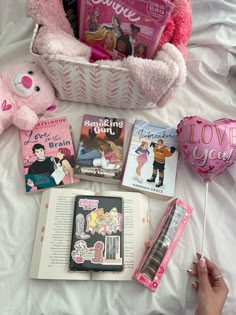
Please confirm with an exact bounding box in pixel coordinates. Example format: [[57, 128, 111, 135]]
[[30, 188, 149, 280]]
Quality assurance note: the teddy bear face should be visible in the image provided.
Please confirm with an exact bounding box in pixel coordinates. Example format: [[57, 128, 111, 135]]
[[2, 62, 57, 114]]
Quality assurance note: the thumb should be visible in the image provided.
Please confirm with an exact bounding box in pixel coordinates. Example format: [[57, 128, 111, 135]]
[[198, 258, 211, 291]]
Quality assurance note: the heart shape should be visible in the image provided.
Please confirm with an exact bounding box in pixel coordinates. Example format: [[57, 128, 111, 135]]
[[1, 99, 13, 112], [177, 116, 236, 182]]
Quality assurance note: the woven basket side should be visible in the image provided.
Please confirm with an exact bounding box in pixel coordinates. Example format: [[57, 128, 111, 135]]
[[30, 24, 157, 109]]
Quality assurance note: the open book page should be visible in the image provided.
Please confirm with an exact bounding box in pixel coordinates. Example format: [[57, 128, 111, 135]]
[[30, 189, 51, 278], [91, 191, 149, 281], [30, 188, 94, 280]]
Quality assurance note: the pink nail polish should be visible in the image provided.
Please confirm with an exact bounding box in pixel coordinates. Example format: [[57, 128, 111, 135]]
[[187, 269, 194, 273], [199, 258, 206, 267]]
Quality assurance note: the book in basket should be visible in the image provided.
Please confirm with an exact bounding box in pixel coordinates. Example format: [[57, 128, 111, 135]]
[[19, 116, 78, 193], [29, 188, 149, 280], [74, 114, 125, 184], [121, 120, 178, 200], [79, 0, 175, 60]]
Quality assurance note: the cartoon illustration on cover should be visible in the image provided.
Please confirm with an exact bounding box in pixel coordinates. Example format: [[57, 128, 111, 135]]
[[135, 141, 150, 182], [20, 117, 77, 192], [70, 196, 123, 271], [80, 0, 175, 60], [75, 115, 125, 181], [122, 120, 178, 197], [146, 139, 176, 188]]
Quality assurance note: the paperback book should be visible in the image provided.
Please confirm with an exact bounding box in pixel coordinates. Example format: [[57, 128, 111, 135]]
[[121, 120, 178, 200], [19, 116, 78, 193], [79, 0, 175, 60], [74, 114, 125, 184], [30, 188, 149, 280], [69, 195, 123, 272]]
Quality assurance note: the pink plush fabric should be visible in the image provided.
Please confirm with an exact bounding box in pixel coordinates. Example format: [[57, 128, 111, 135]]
[[0, 62, 57, 134], [97, 43, 187, 107], [26, 0, 73, 35], [26, 0, 191, 108], [26, 0, 91, 59], [158, 0, 192, 60]]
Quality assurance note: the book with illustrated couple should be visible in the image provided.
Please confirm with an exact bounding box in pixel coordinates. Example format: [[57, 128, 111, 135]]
[[19, 116, 78, 193], [30, 188, 149, 281], [121, 120, 179, 200], [74, 114, 126, 184]]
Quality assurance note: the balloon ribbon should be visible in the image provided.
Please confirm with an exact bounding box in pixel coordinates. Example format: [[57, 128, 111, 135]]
[[201, 181, 209, 258]]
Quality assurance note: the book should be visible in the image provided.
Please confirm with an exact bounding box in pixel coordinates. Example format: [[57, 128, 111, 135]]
[[74, 114, 125, 184], [69, 195, 123, 272], [62, 0, 79, 38], [19, 116, 78, 193], [30, 188, 149, 280], [121, 120, 178, 200], [79, 0, 175, 60]]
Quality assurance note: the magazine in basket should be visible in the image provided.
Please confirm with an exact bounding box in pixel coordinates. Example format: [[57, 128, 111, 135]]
[[74, 114, 125, 184], [121, 119, 178, 200], [79, 0, 175, 60], [19, 116, 78, 193]]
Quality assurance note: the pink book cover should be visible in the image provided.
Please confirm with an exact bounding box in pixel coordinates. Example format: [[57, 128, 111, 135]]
[[79, 0, 175, 60], [19, 117, 79, 193], [132, 198, 193, 292]]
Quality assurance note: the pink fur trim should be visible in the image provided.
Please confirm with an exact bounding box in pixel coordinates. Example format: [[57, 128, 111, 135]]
[[125, 43, 186, 106], [158, 0, 192, 60]]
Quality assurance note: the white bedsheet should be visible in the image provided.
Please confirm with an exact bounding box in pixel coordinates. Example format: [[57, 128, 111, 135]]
[[1, 1, 236, 314]]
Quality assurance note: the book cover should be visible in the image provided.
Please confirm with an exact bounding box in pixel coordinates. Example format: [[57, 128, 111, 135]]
[[19, 116, 78, 193], [121, 120, 178, 199], [79, 0, 174, 60], [62, 0, 79, 38], [69, 195, 123, 272], [74, 114, 125, 184]]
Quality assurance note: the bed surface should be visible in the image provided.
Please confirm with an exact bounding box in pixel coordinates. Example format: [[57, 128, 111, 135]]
[[1, 1, 236, 314]]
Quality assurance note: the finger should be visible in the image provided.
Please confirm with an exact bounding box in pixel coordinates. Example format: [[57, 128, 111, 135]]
[[191, 281, 199, 289], [187, 269, 198, 277], [197, 258, 211, 291], [196, 253, 224, 279], [196, 253, 228, 290]]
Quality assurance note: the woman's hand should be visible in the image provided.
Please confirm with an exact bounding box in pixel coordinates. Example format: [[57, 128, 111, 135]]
[[188, 253, 229, 315]]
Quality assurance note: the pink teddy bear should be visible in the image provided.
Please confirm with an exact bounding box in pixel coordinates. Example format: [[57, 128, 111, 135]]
[[0, 62, 57, 134]]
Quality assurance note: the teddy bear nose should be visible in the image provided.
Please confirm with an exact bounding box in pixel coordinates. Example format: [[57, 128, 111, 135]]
[[22, 75, 33, 89]]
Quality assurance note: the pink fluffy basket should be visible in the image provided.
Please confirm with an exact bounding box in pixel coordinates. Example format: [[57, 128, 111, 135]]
[[29, 0, 192, 109]]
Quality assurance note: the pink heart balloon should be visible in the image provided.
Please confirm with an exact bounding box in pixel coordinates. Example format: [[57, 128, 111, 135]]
[[177, 116, 236, 182]]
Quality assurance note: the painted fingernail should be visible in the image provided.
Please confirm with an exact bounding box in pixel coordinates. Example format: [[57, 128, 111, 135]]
[[187, 269, 194, 273], [193, 260, 198, 265], [199, 258, 206, 268], [192, 281, 198, 288]]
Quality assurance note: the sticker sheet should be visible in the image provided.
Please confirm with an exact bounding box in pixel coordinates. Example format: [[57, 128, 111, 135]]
[[69, 195, 123, 272]]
